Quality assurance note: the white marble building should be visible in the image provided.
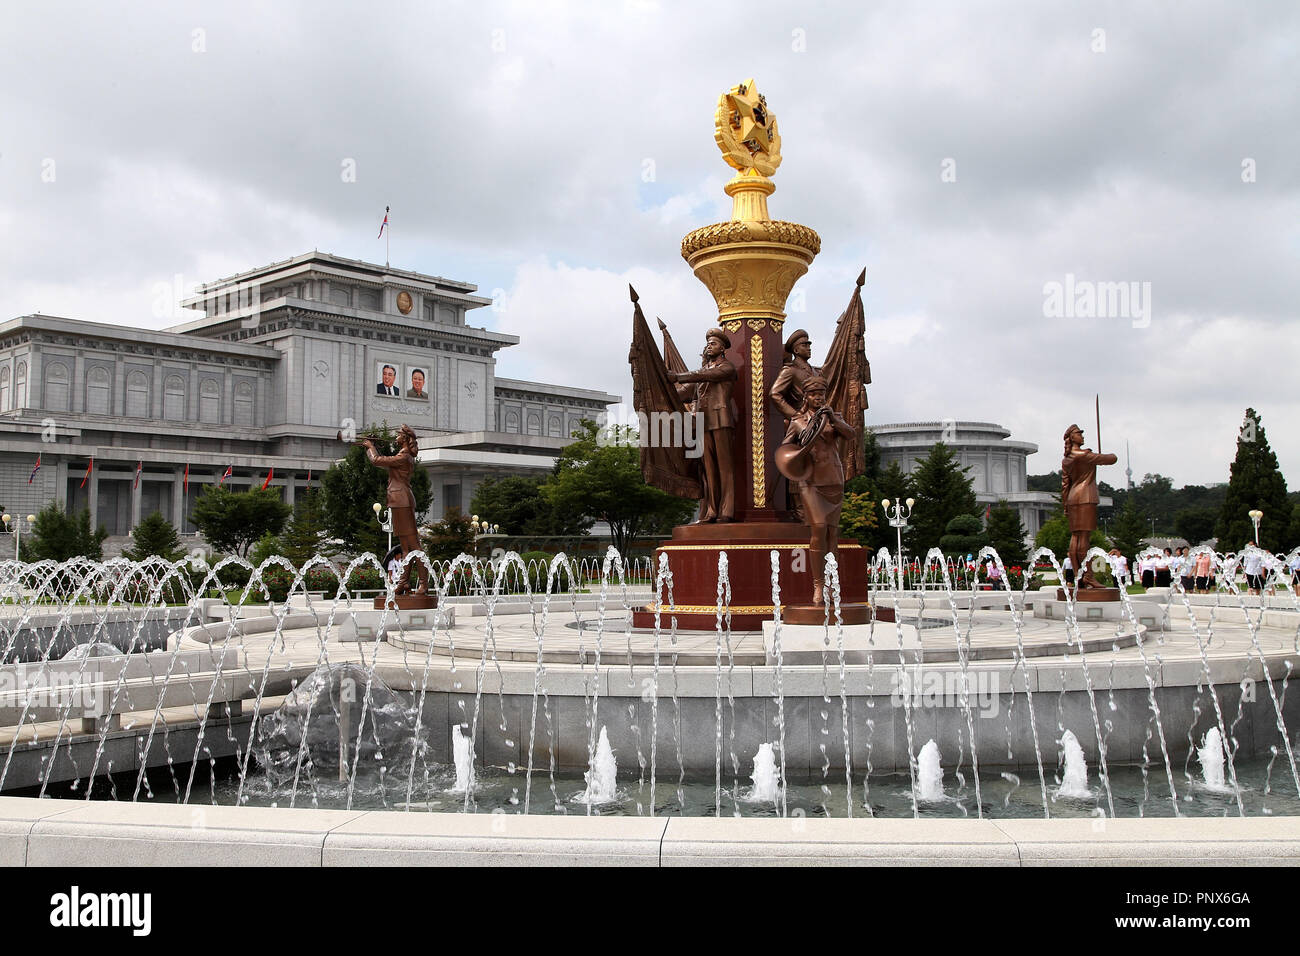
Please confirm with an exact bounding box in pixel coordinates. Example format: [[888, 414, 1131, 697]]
[[0, 252, 618, 538], [872, 420, 1089, 538]]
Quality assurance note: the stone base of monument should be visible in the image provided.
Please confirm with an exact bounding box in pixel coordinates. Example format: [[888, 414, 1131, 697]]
[[629, 521, 869, 631], [780, 603, 872, 626], [1056, 587, 1122, 603], [373, 593, 438, 611]]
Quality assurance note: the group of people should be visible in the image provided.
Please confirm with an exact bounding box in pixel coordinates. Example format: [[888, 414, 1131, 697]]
[[1103, 545, 1300, 595]]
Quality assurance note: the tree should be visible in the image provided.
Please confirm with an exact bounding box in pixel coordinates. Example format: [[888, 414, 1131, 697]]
[[1215, 408, 1293, 553], [320, 424, 433, 556], [909, 442, 977, 553], [21, 502, 108, 562], [280, 487, 333, 566], [1174, 507, 1217, 546], [839, 481, 881, 547], [121, 511, 185, 562], [1035, 510, 1107, 561], [191, 486, 292, 558], [1109, 496, 1149, 559], [985, 501, 1027, 566], [542, 420, 696, 557], [422, 509, 475, 561], [939, 514, 987, 558], [470, 475, 585, 536]]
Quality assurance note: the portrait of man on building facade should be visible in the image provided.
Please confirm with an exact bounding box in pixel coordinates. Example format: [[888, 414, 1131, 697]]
[[376, 362, 400, 396], [407, 368, 428, 400]]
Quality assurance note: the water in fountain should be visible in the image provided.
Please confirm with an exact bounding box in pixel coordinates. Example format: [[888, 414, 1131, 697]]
[[1198, 727, 1233, 793], [916, 739, 944, 802], [450, 724, 474, 794], [1054, 730, 1092, 799], [747, 742, 780, 805], [576, 725, 618, 805]]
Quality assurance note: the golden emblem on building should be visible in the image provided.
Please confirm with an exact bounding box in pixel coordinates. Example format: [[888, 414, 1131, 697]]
[[396, 290, 413, 315]]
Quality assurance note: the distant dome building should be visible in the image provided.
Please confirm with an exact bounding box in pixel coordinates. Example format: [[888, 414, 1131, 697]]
[[872, 421, 1062, 539]]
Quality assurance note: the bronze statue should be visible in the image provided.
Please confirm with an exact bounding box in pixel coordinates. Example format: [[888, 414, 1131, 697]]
[[775, 376, 856, 605], [361, 424, 429, 595], [667, 328, 738, 522], [1061, 423, 1117, 589], [769, 328, 816, 421]]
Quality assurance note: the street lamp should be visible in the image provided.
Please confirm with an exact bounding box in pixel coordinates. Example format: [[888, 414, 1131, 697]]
[[0, 515, 35, 561], [373, 501, 392, 555], [1249, 509, 1263, 547], [881, 497, 915, 593]]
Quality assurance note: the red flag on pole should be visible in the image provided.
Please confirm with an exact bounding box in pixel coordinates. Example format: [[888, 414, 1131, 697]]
[[306, 468, 312, 489], [183, 462, 189, 493], [261, 467, 274, 490], [79, 458, 93, 489], [28, 454, 41, 484], [219, 464, 233, 486], [133, 460, 143, 490], [377, 206, 389, 238]]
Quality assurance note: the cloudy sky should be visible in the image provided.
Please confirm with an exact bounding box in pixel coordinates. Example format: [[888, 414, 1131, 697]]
[[2, 1, 1296, 487]]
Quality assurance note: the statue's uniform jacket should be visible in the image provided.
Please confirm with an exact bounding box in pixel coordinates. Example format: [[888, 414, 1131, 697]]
[[365, 446, 419, 537], [1062, 448, 1118, 532], [770, 356, 817, 421]]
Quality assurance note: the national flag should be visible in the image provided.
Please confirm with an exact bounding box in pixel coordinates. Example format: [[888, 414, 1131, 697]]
[[27, 454, 41, 484], [183, 462, 189, 493], [377, 206, 390, 238], [79, 458, 93, 489], [984, 503, 991, 522], [261, 467, 274, 490], [219, 464, 233, 486], [133, 460, 143, 490], [306, 468, 312, 489]]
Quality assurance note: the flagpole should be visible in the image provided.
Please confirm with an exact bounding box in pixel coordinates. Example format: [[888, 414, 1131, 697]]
[[386, 207, 391, 267]]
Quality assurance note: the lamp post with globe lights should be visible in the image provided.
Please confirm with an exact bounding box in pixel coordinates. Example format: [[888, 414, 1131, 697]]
[[372, 501, 392, 556], [1, 515, 36, 561], [881, 497, 915, 593], [1249, 509, 1263, 547]]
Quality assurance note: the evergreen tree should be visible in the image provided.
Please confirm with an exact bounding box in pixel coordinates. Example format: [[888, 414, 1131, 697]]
[[939, 514, 987, 558], [21, 502, 108, 562], [121, 511, 185, 562], [1109, 496, 1149, 559], [985, 501, 1027, 566], [1174, 507, 1217, 546], [280, 487, 333, 566], [909, 442, 977, 553], [1035, 510, 1108, 561], [1214, 408, 1293, 552], [320, 424, 433, 555]]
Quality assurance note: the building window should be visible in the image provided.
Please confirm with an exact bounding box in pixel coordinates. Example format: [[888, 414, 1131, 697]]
[[125, 370, 150, 417], [199, 378, 220, 423], [163, 375, 185, 420], [504, 409, 520, 433], [526, 412, 541, 437], [359, 289, 380, 311], [86, 366, 111, 414], [233, 381, 254, 426], [15, 360, 28, 408], [0, 365, 9, 411], [330, 287, 350, 306], [548, 414, 562, 437]]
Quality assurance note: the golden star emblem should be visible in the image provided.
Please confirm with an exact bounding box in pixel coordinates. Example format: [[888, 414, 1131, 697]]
[[714, 78, 783, 177]]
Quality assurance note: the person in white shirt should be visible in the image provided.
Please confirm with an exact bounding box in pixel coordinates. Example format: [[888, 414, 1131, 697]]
[[1109, 549, 1129, 586], [1062, 555, 1074, 586], [1155, 549, 1172, 587], [1243, 548, 1266, 595]]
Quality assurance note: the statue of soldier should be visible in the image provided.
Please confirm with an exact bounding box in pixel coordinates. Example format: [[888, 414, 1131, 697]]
[[667, 328, 737, 523], [769, 328, 818, 422], [1061, 423, 1118, 590]]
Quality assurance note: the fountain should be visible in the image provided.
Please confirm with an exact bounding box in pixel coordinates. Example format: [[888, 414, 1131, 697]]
[[748, 743, 781, 804], [451, 725, 474, 795], [577, 726, 618, 805], [1199, 727, 1230, 793], [916, 740, 945, 802], [1055, 730, 1092, 799]]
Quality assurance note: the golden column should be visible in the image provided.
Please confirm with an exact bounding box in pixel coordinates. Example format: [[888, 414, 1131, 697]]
[[681, 79, 820, 521]]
